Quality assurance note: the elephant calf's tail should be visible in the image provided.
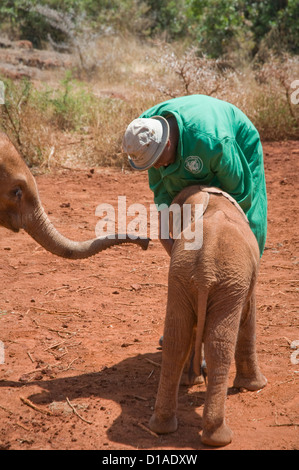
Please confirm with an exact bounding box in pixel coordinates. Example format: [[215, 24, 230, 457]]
[[192, 289, 209, 378]]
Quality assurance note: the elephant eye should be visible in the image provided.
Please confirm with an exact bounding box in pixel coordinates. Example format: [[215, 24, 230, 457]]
[[11, 187, 22, 200]]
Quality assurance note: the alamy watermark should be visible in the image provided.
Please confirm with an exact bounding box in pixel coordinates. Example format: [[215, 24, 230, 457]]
[[95, 197, 204, 250], [0, 341, 4, 365], [291, 79, 299, 105], [0, 81, 5, 105], [290, 340, 299, 365]]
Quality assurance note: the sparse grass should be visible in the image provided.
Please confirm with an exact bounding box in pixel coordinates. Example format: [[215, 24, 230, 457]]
[[0, 36, 298, 170], [145, 45, 299, 141]]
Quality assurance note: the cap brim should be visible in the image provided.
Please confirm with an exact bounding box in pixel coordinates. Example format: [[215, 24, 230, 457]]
[[128, 115, 170, 171]]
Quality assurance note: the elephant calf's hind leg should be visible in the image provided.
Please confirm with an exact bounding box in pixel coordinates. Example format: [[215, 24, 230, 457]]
[[149, 290, 195, 434], [201, 301, 243, 447]]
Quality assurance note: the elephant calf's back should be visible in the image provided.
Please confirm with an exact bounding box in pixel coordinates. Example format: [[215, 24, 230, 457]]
[[172, 204, 259, 292], [203, 209, 259, 288]]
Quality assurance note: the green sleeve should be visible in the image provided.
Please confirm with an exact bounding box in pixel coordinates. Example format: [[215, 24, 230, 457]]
[[148, 167, 172, 209], [210, 137, 253, 213]]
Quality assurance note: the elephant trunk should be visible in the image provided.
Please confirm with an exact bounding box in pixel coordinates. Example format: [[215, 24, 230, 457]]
[[22, 202, 149, 259]]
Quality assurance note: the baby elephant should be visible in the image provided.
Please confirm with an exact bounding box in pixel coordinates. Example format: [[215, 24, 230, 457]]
[[149, 185, 267, 447]]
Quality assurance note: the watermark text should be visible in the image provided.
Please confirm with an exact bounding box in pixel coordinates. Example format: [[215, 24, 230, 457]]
[[95, 197, 204, 250], [290, 340, 299, 365], [0, 81, 5, 105], [0, 341, 4, 365], [291, 79, 299, 105]]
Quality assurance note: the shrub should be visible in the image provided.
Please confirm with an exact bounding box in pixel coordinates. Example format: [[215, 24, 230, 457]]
[[0, 0, 298, 58], [0, 71, 153, 168], [145, 45, 299, 140]]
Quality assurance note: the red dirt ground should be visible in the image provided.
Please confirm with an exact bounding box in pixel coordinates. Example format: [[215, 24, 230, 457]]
[[0, 140, 298, 451]]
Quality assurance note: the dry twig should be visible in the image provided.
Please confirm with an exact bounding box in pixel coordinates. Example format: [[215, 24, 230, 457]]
[[269, 422, 299, 427], [66, 397, 92, 424], [20, 397, 53, 416], [145, 358, 161, 368], [137, 422, 159, 438]]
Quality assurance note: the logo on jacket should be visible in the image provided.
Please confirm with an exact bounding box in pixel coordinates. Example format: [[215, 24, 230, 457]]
[[184, 156, 203, 174]]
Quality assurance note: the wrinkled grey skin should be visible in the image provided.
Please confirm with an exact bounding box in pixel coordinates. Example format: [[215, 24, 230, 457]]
[[0, 132, 149, 257], [149, 185, 267, 447]]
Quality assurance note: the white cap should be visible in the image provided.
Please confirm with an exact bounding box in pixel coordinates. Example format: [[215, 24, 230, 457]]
[[123, 116, 169, 171]]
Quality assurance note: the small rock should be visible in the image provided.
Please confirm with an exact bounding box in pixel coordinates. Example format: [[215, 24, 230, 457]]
[[131, 284, 141, 291]]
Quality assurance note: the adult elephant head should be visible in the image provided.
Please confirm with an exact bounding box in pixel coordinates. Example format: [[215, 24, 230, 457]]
[[0, 133, 149, 258]]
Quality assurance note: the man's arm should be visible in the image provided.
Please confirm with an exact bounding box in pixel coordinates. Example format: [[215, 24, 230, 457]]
[[158, 210, 174, 257]]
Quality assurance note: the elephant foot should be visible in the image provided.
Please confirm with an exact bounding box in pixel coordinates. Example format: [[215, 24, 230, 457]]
[[233, 372, 267, 391], [149, 413, 178, 434], [181, 371, 205, 386], [201, 422, 233, 447]]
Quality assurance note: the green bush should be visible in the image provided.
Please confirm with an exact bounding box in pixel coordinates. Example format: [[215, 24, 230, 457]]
[[0, 72, 144, 168], [186, 0, 247, 58], [0, 0, 298, 57], [0, 0, 71, 48], [34, 72, 96, 131]]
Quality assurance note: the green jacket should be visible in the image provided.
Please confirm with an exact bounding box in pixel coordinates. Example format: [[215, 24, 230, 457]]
[[140, 95, 267, 255]]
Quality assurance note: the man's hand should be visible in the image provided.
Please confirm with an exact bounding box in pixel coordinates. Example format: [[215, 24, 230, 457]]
[[158, 210, 174, 256]]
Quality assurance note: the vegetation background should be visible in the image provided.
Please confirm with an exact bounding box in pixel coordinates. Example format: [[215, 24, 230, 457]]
[[0, 0, 298, 168]]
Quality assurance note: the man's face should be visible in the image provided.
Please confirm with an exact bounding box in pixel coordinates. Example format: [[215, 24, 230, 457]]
[[153, 141, 176, 169]]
